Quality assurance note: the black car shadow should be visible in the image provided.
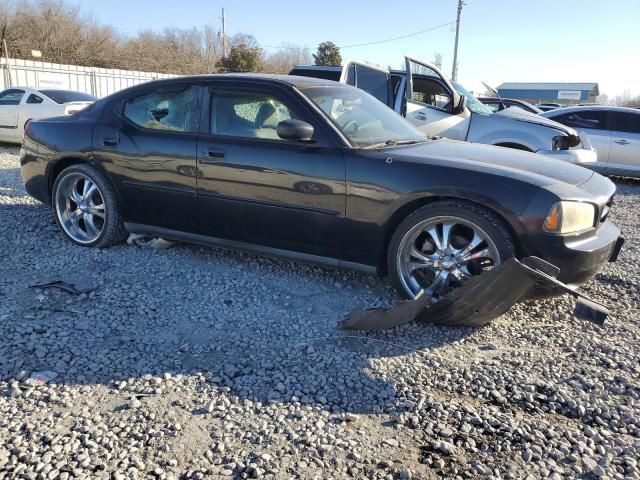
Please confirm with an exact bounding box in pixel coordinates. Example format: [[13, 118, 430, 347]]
[[0, 201, 476, 415]]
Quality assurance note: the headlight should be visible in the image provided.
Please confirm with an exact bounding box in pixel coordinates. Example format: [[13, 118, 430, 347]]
[[552, 136, 569, 151], [543, 201, 596, 234]]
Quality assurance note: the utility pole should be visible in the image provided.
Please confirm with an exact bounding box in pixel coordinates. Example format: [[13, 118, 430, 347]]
[[434, 52, 443, 70], [451, 0, 464, 81], [221, 8, 227, 59]]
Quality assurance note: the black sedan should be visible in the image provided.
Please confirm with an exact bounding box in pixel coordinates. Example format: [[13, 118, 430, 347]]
[[20, 74, 623, 302]]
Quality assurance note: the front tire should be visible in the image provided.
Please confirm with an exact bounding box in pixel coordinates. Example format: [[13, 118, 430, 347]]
[[387, 200, 515, 301], [52, 164, 127, 248]]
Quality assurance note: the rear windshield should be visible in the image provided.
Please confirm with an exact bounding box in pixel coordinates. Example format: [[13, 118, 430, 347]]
[[39, 89, 97, 104], [289, 68, 341, 81]]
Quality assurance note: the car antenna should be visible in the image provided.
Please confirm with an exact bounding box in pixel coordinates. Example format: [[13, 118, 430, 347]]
[[482, 81, 505, 111]]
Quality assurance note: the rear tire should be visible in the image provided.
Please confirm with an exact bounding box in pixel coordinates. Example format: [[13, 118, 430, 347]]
[[387, 200, 516, 307], [52, 164, 127, 248]]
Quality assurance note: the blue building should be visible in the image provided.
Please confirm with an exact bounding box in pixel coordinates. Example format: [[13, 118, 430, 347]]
[[496, 82, 599, 106]]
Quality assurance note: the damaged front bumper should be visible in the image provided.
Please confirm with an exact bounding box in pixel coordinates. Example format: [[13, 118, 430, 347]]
[[537, 132, 596, 165], [339, 257, 611, 331]]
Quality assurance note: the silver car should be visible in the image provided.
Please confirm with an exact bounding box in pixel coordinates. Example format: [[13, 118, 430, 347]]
[[290, 57, 596, 165], [542, 106, 640, 177]]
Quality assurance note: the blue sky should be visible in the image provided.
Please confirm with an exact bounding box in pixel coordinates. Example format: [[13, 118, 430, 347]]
[[77, 0, 639, 97]]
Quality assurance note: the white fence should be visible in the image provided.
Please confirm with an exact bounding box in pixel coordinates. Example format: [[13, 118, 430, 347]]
[[0, 57, 177, 98]]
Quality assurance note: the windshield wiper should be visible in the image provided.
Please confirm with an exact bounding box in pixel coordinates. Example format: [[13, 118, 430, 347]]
[[363, 139, 427, 149]]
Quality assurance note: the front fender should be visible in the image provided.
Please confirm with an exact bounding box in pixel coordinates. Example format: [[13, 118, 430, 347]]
[[467, 113, 561, 151]]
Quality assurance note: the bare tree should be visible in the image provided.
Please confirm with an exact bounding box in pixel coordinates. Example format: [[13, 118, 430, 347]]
[[0, 1, 320, 77], [264, 43, 311, 74]]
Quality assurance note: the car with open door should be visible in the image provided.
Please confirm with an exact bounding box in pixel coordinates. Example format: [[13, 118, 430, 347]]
[[478, 97, 543, 114], [542, 105, 640, 177], [20, 74, 623, 315], [290, 57, 596, 165]]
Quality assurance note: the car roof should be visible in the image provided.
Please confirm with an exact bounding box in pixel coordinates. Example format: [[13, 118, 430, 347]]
[[542, 105, 640, 115], [149, 73, 343, 89]]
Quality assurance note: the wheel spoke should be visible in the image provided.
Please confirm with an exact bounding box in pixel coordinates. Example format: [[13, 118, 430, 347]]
[[83, 214, 99, 236], [454, 232, 484, 258], [458, 247, 490, 264], [83, 181, 97, 201], [69, 179, 84, 205], [426, 226, 443, 252], [88, 203, 105, 218], [429, 269, 450, 295]]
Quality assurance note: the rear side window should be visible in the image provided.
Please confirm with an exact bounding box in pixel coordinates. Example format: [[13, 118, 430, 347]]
[[611, 112, 640, 134], [27, 94, 44, 104], [0, 89, 25, 105], [344, 64, 391, 106], [123, 87, 199, 132], [551, 110, 609, 130]]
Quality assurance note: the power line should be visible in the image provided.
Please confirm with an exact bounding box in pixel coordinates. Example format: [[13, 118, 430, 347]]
[[338, 21, 455, 49], [257, 20, 455, 51]]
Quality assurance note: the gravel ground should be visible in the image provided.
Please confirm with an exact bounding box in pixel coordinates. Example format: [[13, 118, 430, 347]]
[[0, 143, 638, 480]]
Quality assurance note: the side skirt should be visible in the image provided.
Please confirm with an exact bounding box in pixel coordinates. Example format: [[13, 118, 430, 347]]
[[124, 222, 378, 276]]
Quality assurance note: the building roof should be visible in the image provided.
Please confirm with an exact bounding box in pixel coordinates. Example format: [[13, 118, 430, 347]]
[[497, 82, 599, 92]]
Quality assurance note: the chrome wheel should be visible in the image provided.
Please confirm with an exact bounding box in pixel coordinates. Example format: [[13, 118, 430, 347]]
[[54, 173, 106, 244], [396, 216, 502, 299]]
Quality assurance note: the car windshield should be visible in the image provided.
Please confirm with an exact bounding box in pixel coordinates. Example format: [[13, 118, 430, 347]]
[[452, 82, 492, 115], [39, 89, 97, 104], [303, 86, 428, 148]]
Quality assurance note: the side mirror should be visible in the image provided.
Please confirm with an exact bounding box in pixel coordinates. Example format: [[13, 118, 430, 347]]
[[277, 119, 314, 142], [454, 95, 466, 114]]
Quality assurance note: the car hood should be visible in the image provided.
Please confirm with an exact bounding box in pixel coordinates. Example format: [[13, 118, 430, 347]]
[[494, 108, 579, 136], [384, 139, 594, 187]]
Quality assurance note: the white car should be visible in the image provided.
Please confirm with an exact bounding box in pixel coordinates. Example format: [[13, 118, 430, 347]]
[[542, 106, 640, 177], [0, 87, 96, 144]]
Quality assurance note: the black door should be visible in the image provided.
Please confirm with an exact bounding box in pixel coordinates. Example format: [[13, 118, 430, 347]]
[[196, 81, 346, 259], [92, 84, 201, 231]]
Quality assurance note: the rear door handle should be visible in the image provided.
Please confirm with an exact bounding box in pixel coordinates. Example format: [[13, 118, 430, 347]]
[[614, 139, 630, 145], [413, 112, 427, 121], [199, 148, 226, 164], [103, 135, 119, 147]]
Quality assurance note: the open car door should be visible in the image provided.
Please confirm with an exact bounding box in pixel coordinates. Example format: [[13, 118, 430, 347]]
[[404, 55, 470, 140], [339, 60, 394, 108]]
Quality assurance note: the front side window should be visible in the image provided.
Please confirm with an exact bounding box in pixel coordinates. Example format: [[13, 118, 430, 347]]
[[611, 112, 640, 134], [552, 110, 609, 130], [410, 77, 452, 111], [0, 89, 25, 105], [304, 85, 427, 148], [123, 87, 199, 132], [210, 91, 295, 140]]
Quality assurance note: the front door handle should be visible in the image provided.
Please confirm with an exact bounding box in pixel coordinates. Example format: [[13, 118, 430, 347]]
[[199, 148, 226, 164], [103, 135, 119, 147], [413, 112, 427, 121], [614, 139, 630, 145]]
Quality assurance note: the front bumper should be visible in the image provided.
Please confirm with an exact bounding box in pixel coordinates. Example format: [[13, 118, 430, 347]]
[[531, 221, 624, 286], [537, 146, 597, 165]]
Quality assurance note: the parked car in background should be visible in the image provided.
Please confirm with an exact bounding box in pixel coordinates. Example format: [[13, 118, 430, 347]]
[[0, 87, 96, 143], [535, 103, 563, 112], [542, 106, 640, 177], [478, 96, 543, 114], [290, 58, 596, 165], [20, 74, 623, 304]]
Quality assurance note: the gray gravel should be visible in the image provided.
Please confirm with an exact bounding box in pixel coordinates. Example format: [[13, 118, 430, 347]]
[[1, 143, 639, 479]]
